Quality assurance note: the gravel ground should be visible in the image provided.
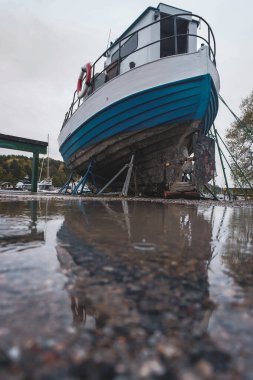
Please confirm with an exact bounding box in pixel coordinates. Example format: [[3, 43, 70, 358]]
[[0, 190, 252, 208]]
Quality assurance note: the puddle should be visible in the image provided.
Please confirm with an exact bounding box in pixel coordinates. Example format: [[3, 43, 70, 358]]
[[0, 199, 253, 379]]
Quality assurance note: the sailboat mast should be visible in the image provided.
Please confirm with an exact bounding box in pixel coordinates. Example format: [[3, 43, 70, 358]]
[[47, 134, 50, 178]]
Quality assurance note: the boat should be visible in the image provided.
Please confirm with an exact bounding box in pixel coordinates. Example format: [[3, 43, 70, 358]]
[[37, 178, 55, 192], [15, 176, 31, 191], [37, 135, 57, 192], [58, 3, 219, 196]]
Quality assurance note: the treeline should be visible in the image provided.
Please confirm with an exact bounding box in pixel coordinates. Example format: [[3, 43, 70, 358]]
[[0, 155, 69, 187], [226, 90, 253, 186]]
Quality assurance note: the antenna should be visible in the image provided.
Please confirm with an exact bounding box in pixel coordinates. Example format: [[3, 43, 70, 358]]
[[106, 28, 112, 51]]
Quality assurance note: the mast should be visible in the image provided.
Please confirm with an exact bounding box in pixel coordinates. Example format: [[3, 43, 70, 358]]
[[47, 134, 50, 178], [39, 156, 45, 182]]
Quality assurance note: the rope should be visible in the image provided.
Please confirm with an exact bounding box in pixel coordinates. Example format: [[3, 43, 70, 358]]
[[215, 129, 253, 189], [218, 94, 253, 141]]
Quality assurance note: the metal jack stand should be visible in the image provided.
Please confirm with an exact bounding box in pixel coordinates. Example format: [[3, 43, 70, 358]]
[[58, 171, 76, 194], [98, 154, 135, 196], [72, 162, 96, 195], [59, 161, 96, 195]]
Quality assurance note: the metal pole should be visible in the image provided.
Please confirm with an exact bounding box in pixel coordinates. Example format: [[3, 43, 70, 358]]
[[215, 129, 253, 190], [212, 171, 216, 195], [72, 162, 92, 195], [47, 134, 50, 178], [212, 124, 231, 200], [122, 155, 134, 196], [208, 27, 211, 59], [58, 171, 74, 194], [204, 184, 219, 201], [118, 41, 121, 76], [173, 16, 178, 55], [98, 164, 128, 194], [92, 63, 95, 91], [219, 147, 248, 198], [218, 94, 253, 141], [31, 152, 39, 192], [209, 129, 216, 194], [39, 155, 45, 183]]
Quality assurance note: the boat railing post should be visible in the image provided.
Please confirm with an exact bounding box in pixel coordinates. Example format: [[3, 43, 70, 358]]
[[208, 27, 211, 59], [91, 63, 95, 92], [173, 16, 178, 55], [118, 41, 121, 75]]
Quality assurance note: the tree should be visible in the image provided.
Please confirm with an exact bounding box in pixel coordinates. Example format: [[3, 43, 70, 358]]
[[0, 155, 69, 187], [10, 159, 21, 178], [226, 91, 253, 186]]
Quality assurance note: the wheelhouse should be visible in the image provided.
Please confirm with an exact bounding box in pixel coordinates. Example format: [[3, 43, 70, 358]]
[[106, 3, 199, 77]]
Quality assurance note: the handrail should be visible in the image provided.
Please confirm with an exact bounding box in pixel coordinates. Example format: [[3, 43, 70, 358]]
[[61, 12, 216, 128]]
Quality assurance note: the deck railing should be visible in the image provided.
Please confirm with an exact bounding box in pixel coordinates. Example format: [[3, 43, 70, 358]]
[[62, 13, 216, 128]]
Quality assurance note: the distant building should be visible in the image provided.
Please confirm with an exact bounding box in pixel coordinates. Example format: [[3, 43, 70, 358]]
[[0, 181, 14, 189]]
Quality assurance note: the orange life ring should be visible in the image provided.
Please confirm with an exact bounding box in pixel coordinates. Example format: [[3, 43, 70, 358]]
[[77, 63, 92, 99]]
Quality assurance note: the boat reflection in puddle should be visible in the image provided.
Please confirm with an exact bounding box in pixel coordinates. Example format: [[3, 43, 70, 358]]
[[55, 201, 253, 377], [56, 201, 216, 361]]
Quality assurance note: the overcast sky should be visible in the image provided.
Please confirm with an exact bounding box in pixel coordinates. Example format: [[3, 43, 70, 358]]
[[0, 0, 253, 186]]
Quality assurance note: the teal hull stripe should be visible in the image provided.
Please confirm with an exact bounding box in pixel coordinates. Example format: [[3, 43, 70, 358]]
[[62, 98, 199, 159], [203, 83, 218, 134], [60, 74, 218, 162], [61, 80, 202, 156]]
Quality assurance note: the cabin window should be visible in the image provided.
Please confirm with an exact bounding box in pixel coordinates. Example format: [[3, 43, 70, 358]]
[[111, 32, 138, 63], [160, 13, 189, 58]]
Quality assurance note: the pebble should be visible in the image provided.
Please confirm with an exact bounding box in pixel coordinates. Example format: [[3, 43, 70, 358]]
[[196, 360, 214, 378], [157, 342, 182, 358], [7, 346, 21, 361], [102, 266, 114, 272], [139, 359, 166, 377]]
